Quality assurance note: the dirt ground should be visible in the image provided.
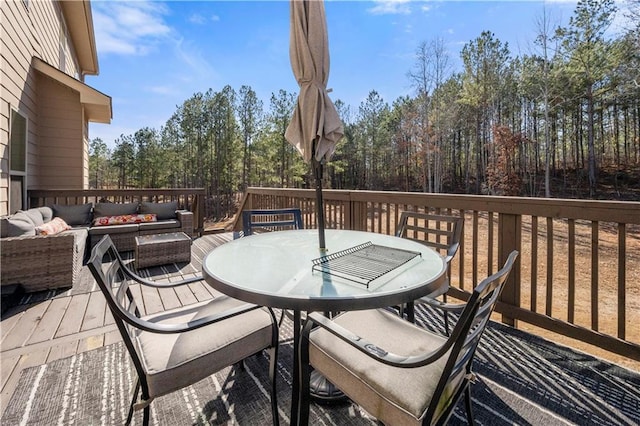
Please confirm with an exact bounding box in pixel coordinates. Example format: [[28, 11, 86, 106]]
[[452, 213, 640, 373]]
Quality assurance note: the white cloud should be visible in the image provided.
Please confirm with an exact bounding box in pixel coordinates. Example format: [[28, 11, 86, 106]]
[[189, 13, 207, 25], [368, 0, 412, 15], [188, 12, 219, 25], [172, 37, 216, 81], [93, 1, 172, 55], [148, 85, 180, 95]]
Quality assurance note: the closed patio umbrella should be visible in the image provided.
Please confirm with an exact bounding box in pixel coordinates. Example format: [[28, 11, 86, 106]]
[[285, 0, 343, 250]]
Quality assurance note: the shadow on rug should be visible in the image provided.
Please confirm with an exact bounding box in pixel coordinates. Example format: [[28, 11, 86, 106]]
[[3, 305, 639, 425]]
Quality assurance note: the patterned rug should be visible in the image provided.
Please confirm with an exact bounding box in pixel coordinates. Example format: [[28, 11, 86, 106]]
[[3, 304, 639, 426]]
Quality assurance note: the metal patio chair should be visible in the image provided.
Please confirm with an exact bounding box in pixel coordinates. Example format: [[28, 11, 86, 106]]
[[87, 235, 280, 426], [240, 207, 304, 325], [298, 251, 519, 426], [241, 207, 304, 236], [396, 211, 463, 333]]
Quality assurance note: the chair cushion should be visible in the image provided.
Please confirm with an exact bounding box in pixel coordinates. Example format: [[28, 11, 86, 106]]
[[139, 201, 178, 221], [309, 309, 450, 425], [136, 296, 274, 399], [52, 203, 93, 226]]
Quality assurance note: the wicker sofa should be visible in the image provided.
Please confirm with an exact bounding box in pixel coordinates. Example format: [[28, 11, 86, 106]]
[[1, 201, 193, 293]]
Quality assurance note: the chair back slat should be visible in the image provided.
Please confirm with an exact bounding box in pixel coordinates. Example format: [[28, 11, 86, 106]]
[[427, 250, 518, 423], [396, 212, 463, 260], [242, 208, 303, 236]]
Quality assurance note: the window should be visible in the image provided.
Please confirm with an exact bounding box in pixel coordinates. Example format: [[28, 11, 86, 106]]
[[9, 109, 27, 213]]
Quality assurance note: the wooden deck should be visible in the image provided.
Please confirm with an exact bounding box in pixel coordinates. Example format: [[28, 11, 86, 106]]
[[0, 233, 231, 417], [2, 232, 639, 423]]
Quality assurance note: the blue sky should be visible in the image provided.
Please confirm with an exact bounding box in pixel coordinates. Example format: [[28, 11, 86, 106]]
[[87, 0, 590, 148]]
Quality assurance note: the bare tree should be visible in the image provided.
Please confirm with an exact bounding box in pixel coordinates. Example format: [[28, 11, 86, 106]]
[[407, 38, 452, 193]]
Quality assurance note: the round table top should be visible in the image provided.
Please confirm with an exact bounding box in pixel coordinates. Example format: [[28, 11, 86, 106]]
[[202, 229, 447, 312]]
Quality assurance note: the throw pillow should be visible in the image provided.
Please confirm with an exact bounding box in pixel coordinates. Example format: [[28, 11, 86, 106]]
[[139, 201, 178, 221], [35, 217, 72, 236], [94, 202, 139, 218], [52, 203, 93, 226], [93, 213, 157, 226]]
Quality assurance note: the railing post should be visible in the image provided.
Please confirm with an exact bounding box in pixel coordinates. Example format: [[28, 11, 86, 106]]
[[196, 193, 205, 236], [350, 199, 366, 231], [498, 212, 521, 327]]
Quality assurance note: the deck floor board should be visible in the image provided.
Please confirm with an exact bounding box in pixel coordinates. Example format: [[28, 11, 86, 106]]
[[80, 291, 107, 332], [26, 297, 70, 345], [55, 294, 90, 338], [2, 300, 51, 350]]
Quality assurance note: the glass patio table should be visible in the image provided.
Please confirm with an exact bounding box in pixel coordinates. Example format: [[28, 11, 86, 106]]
[[202, 229, 447, 425]]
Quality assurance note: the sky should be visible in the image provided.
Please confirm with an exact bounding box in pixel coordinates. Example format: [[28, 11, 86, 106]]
[[85, 0, 623, 149]]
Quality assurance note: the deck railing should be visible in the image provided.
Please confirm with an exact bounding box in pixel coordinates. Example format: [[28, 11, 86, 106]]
[[234, 187, 640, 361], [28, 188, 207, 235]]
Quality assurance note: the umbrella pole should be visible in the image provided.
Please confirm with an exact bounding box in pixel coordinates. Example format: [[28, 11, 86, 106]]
[[312, 157, 326, 251]]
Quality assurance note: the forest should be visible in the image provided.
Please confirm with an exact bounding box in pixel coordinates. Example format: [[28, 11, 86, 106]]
[[89, 0, 640, 220]]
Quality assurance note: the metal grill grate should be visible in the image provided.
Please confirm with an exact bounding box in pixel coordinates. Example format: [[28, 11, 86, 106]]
[[311, 241, 421, 288]]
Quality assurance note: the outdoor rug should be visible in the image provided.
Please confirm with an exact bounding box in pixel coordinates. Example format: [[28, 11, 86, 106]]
[[3, 305, 639, 426]]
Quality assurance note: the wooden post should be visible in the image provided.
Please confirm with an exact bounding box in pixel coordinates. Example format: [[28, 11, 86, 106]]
[[498, 212, 521, 327]]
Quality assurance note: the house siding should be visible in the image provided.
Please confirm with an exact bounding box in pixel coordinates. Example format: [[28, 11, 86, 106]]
[[0, 0, 106, 215]]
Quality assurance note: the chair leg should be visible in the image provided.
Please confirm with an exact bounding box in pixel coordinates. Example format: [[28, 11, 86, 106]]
[[406, 301, 415, 323], [298, 321, 314, 425], [442, 294, 450, 336], [464, 385, 474, 425], [143, 406, 150, 426], [126, 380, 141, 425], [267, 346, 279, 426]]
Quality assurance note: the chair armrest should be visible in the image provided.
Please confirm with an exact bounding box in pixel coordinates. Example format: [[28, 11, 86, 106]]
[[121, 267, 206, 289], [123, 300, 271, 334], [303, 311, 452, 368]]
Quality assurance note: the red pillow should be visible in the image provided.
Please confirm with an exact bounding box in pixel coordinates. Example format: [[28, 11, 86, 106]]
[[93, 214, 157, 226]]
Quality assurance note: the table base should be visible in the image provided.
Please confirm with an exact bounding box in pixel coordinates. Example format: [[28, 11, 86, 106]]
[[309, 370, 347, 403]]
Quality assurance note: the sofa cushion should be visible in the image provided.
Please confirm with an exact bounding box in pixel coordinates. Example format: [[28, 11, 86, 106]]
[[94, 202, 139, 218], [20, 208, 45, 226], [140, 201, 178, 221], [38, 207, 54, 222], [4, 212, 37, 237], [35, 217, 72, 236], [53, 203, 93, 226], [138, 219, 180, 232], [93, 214, 157, 226], [88, 223, 139, 236]]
